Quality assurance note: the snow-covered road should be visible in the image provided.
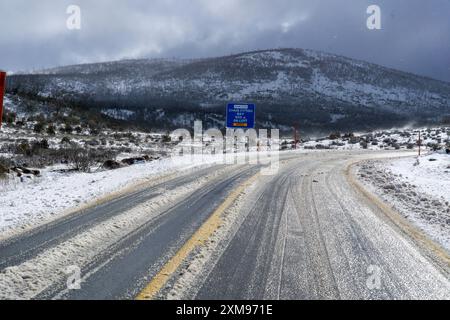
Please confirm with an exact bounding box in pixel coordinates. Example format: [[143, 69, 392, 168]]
[[0, 150, 448, 300], [188, 152, 450, 300], [0, 153, 231, 239]]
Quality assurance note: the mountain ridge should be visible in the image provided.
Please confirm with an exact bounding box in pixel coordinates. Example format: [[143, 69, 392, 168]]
[[24, 48, 450, 85], [6, 48, 450, 133]]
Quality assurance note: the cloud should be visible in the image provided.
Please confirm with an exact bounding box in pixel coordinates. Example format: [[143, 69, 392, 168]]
[[0, 0, 449, 82]]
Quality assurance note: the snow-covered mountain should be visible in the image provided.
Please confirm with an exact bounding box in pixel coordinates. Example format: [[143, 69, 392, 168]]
[[6, 48, 450, 133]]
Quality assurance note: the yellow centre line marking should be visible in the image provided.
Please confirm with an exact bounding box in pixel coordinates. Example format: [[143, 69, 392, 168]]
[[135, 172, 260, 300]]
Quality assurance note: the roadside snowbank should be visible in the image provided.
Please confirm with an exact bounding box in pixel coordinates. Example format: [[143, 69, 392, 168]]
[[386, 153, 450, 202], [0, 153, 226, 236], [357, 152, 450, 251]]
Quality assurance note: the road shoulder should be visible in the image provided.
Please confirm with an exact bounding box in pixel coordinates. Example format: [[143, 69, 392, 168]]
[[347, 159, 450, 278]]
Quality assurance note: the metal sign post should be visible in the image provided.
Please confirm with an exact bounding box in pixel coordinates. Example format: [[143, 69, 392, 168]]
[[0, 71, 6, 129]]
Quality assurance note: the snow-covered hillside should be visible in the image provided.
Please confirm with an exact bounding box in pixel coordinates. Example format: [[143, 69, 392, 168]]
[[6, 48, 450, 132]]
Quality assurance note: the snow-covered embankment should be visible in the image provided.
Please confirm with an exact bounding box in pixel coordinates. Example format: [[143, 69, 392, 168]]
[[357, 152, 450, 251]]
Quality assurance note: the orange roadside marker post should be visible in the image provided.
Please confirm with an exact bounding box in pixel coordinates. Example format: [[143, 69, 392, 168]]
[[0, 71, 6, 129]]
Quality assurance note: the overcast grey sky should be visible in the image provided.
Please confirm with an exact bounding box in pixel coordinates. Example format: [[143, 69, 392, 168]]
[[0, 0, 449, 82]]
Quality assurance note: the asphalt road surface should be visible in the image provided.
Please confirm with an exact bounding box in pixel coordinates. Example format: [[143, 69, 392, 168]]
[[0, 151, 449, 300]]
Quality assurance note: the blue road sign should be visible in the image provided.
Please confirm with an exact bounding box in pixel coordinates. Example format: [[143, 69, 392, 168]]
[[226, 103, 256, 129]]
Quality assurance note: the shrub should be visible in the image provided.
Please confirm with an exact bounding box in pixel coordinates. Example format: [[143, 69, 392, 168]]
[[0, 157, 12, 178], [46, 125, 56, 135], [61, 137, 72, 145], [60, 124, 73, 134], [63, 148, 118, 172], [34, 122, 45, 133], [329, 132, 341, 140], [64, 148, 96, 172], [4, 111, 16, 124], [90, 127, 100, 135], [33, 139, 50, 151], [17, 141, 32, 155]]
